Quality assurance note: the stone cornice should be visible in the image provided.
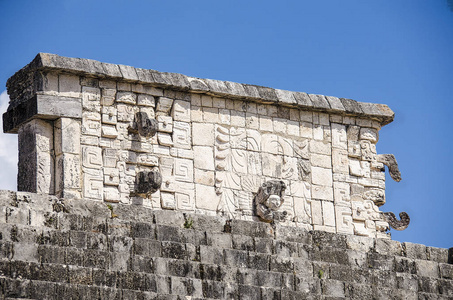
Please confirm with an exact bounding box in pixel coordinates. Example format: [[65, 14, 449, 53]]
[[6, 53, 394, 125]]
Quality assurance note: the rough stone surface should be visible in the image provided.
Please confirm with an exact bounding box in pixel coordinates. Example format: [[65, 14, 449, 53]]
[[0, 191, 450, 299], [4, 54, 406, 241]]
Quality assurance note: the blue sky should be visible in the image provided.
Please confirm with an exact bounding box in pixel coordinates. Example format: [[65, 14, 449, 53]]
[[0, 0, 452, 248]]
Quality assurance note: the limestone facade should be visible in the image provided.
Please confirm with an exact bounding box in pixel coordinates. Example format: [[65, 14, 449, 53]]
[[3, 53, 403, 239]]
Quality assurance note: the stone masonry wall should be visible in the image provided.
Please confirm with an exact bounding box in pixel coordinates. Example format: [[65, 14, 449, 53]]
[[0, 191, 452, 299], [3, 54, 404, 239]]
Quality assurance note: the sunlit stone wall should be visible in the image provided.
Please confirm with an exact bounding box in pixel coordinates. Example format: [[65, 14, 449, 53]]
[[3, 53, 399, 238]]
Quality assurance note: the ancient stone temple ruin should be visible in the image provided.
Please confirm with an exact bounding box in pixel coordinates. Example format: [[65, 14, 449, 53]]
[[0, 53, 451, 299]]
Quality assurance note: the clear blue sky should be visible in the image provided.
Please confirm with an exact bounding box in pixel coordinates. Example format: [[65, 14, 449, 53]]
[[0, 0, 452, 248]]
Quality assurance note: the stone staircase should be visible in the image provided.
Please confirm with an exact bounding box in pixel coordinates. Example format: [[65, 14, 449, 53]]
[[0, 190, 452, 299]]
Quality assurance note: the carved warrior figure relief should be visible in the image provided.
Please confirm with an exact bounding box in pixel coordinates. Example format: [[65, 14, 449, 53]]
[[214, 124, 311, 223], [3, 53, 411, 238]]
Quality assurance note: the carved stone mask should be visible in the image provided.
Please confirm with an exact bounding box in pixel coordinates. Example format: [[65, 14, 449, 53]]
[[255, 180, 287, 222], [135, 170, 162, 196]]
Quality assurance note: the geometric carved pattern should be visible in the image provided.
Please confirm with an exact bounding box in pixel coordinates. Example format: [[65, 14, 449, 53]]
[[173, 121, 191, 149], [174, 158, 194, 183], [83, 169, 103, 200], [81, 112, 101, 136], [335, 205, 353, 235], [175, 184, 195, 211], [82, 146, 103, 169]]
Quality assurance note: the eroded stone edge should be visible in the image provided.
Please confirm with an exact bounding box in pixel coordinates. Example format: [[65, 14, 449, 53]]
[[6, 53, 394, 124]]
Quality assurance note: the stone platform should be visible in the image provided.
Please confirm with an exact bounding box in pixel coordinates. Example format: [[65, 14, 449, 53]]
[[0, 190, 451, 299]]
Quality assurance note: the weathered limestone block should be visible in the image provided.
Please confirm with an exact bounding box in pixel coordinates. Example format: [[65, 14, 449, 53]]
[[335, 205, 354, 234], [101, 88, 116, 105], [157, 132, 173, 146], [17, 119, 54, 194], [161, 192, 176, 209], [83, 168, 103, 200], [104, 168, 120, 186], [311, 167, 333, 187], [363, 189, 385, 206], [82, 86, 101, 112], [55, 153, 81, 197], [81, 112, 101, 136], [59, 74, 81, 97], [195, 184, 218, 211], [82, 146, 102, 169], [175, 182, 195, 211], [156, 97, 173, 114], [312, 185, 333, 201], [137, 94, 155, 107], [192, 123, 214, 146], [117, 104, 136, 122], [172, 121, 191, 149], [322, 201, 335, 227], [360, 127, 379, 143], [54, 118, 81, 155], [116, 91, 136, 104]]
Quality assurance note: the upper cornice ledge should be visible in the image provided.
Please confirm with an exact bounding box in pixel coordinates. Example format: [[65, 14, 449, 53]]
[[6, 53, 394, 125]]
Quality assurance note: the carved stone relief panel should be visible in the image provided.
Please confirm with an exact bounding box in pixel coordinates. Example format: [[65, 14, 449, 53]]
[[16, 72, 405, 237], [335, 205, 354, 234], [173, 121, 191, 149], [83, 168, 103, 200]]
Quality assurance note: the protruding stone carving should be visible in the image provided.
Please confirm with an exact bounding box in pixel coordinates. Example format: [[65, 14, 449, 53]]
[[383, 211, 410, 230], [363, 189, 385, 206], [377, 154, 401, 182], [135, 170, 162, 196], [130, 112, 158, 138], [255, 180, 287, 223]]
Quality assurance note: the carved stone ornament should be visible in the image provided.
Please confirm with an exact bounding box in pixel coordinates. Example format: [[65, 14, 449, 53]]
[[376, 153, 409, 231], [377, 154, 401, 182], [255, 180, 287, 223], [135, 170, 162, 196], [383, 211, 410, 231], [130, 112, 158, 138]]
